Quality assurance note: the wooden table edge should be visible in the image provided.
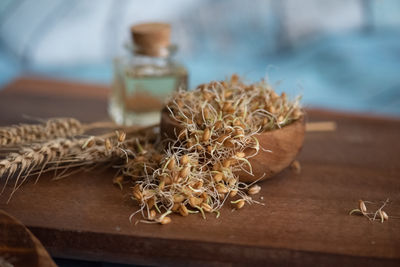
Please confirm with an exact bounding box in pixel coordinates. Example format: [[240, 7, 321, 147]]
[[28, 225, 400, 266]]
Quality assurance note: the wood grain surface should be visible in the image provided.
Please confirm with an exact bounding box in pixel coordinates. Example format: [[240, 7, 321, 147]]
[[0, 77, 399, 266]]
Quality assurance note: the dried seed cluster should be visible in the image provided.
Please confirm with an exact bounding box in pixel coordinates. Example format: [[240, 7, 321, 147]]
[[125, 75, 303, 224], [349, 199, 390, 223], [170, 75, 302, 133]]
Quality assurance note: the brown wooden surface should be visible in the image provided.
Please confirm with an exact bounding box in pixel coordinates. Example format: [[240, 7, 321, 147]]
[[0, 77, 400, 266]]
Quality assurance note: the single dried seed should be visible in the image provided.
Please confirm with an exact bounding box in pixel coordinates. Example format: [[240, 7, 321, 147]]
[[229, 189, 238, 198], [85, 138, 95, 148], [158, 180, 165, 191], [176, 99, 184, 108], [381, 210, 389, 221], [203, 128, 211, 142], [223, 102, 232, 112], [212, 164, 221, 171], [248, 184, 261, 195], [217, 134, 229, 144], [133, 191, 143, 201], [160, 216, 171, 225], [214, 120, 223, 130], [270, 91, 278, 100], [172, 203, 180, 212], [223, 159, 231, 168], [118, 131, 126, 142], [235, 199, 245, 209], [164, 176, 172, 185], [227, 177, 236, 187], [235, 151, 245, 158], [193, 180, 203, 189], [113, 176, 123, 184], [112, 176, 123, 190], [216, 183, 228, 194], [268, 106, 276, 113], [142, 189, 152, 198], [180, 154, 189, 165], [224, 139, 234, 148], [196, 144, 205, 151], [213, 173, 223, 183], [189, 197, 203, 208], [105, 138, 112, 150], [147, 198, 155, 209], [167, 157, 176, 170], [359, 200, 367, 213], [203, 92, 213, 101], [234, 128, 244, 136], [133, 184, 141, 193], [179, 166, 190, 178], [149, 209, 157, 220], [378, 210, 385, 223], [203, 108, 210, 120], [179, 204, 189, 217], [293, 109, 302, 119], [173, 194, 185, 203], [178, 129, 187, 141], [231, 74, 239, 84], [224, 90, 233, 98], [201, 203, 212, 213], [233, 119, 243, 127]]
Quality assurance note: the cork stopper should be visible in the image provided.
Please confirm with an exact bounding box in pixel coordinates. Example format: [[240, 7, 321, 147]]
[[130, 23, 171, 57]]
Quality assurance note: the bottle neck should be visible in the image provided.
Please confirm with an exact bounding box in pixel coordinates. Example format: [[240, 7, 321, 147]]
[[125, 42, 177, 58], [130, 53, 171, 69], [135, 46, 170, 58]]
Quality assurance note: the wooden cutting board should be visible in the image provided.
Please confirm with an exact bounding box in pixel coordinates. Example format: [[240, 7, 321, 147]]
[[0, 77, 399, 266]]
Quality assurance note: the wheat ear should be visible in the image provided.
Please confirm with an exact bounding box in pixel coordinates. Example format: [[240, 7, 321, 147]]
[[0, 138, 89, 200], [0, 125, 158, 202], [0, 118, 84, 146]]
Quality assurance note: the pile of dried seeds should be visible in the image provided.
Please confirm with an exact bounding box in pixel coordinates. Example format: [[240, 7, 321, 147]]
[[124, 75, 302, 224]]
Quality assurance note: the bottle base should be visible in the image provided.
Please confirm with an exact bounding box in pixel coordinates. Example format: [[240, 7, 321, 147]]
[[108, 100, 160, 126]]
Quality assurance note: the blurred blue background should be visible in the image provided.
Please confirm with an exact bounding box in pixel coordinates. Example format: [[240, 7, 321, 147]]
[[0, 0, 399, 116]]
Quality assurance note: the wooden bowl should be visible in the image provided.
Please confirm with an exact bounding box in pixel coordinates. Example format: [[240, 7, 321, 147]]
[[160, 109, 305, 183], [0, 210, 56, 267]]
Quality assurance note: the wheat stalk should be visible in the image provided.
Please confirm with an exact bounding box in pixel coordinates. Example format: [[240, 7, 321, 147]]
[[0, 138, 88, 201], [0, 118, 123, 147], [0, 118, 84, 146], [0, 125, 158, 202]]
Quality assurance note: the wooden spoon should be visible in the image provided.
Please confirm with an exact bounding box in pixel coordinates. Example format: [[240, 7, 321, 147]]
[[160, 108, 306, 183], [0, 210, 56, 267]]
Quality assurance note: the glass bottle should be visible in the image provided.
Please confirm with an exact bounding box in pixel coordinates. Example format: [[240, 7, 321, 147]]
[[109, 23, 188, 126]]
